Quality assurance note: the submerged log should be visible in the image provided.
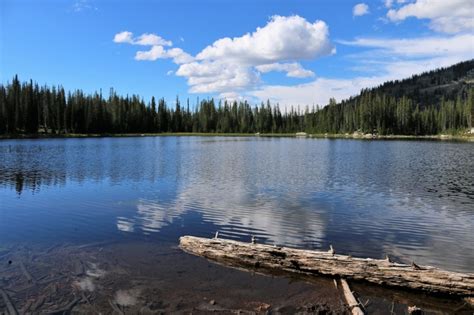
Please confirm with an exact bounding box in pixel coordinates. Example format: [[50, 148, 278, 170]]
[[19, 261, 36, 285], [340, 279, 364, 315], [179, 236, 474, 296], [0, 288, 19, 315]]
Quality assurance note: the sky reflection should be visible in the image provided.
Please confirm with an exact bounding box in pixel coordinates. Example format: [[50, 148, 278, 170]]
[[1, 137, 473, 272]]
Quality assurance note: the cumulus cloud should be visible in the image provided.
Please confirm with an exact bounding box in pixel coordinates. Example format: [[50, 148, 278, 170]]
[[250, 33, 474, 109], [387, 0, 474, 33], [113, 31, 192, 64], [256, 62, 315, 78], [353, 3, 370, 17], [384, 0, 393, 8], [114, 15, 333, 97], [113, 31, 172, 46], [113, 31, 134, 44], [166, 48, 194, 64], [114, 12, 472, 108], [135, 45, 165, 60], [196, 15, 333, 64], [176, 61, 260, 93], [175, 15, 333, 94], [135, 33, 172, 46], [135, 46, 193, 63]]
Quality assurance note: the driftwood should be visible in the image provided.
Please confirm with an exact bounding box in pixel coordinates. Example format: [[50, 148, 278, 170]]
[[340, 279, 364, 315], [0, 288, 19, 315], [46, 297, 81, 315], [109, 299, 125, 315], [179, 236, 474, 296], [19, 261, 36, 285]]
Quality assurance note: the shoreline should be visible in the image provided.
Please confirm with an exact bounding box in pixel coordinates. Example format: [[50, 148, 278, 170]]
[[1, 132, 473, 141]]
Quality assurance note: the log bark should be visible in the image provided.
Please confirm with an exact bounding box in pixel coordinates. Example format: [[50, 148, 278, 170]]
[[179, 236, 474, 296], [340, 279, 364, 315]]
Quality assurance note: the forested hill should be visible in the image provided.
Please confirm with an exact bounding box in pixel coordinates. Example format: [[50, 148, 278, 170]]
[[0, 60, 473, 136], [311, 59, 473, 135], [348, 59, 474, 109]]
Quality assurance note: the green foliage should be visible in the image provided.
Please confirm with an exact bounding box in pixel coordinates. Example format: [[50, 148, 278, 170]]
[[0, 60, 472, 135]]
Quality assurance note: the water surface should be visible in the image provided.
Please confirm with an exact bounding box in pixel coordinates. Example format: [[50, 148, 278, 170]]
[[0, 137, 474, 314], [1, 136, 473, 273]]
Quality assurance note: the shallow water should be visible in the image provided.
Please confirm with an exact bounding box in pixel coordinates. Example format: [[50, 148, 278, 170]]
[[0, 136, 473, 313]]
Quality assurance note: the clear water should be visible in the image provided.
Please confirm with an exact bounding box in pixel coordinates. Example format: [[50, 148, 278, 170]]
[[1, 136, 473, 273]]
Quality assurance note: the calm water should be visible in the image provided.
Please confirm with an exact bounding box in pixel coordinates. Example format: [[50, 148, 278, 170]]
[[1, 136, 473, 273]]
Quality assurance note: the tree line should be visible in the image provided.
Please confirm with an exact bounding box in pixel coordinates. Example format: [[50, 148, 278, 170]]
[[0, 74, 472, 136], [310, 91, 472, 135]]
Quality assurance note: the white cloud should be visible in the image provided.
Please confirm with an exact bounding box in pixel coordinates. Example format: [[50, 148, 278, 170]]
[[113, 31, 172, 46], [175, 15, 333, 94], [166, 48, 194, 64], [251, 34, 474, 109], [387, 0, 474, 33], [135, 46, 193, 63], [219, 91, 245, 102], [113, 31, 192, 64], [381, 56, 471, 79], [250, 56, 471, 109], [251, 76, 384, 109], [72, 0, 97, 12], [196, 15, 333, 64], [256, 62, 315, 78], [353, 3, 370, 17], [339, 34, 474, 58], [115, 15, 333, 96], [135, 33, 172, 46], [176, 61, 260, 93], [113, 31, 134, 44], [114, 13, 472, 108], [135, 45, 166, 60]]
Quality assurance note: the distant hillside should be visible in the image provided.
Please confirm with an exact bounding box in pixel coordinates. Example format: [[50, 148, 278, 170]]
[[309, 60, 474, 135], [355, 59, 474, 109]]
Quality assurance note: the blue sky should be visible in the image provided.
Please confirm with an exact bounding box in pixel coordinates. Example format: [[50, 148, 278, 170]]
[[1, 0, 473, 108]]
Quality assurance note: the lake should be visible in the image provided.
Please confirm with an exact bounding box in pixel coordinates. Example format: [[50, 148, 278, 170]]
[[0, 136, 473, 313]]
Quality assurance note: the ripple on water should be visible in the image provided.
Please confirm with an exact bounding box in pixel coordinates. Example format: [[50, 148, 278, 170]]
[[0, 137, 473, 272]]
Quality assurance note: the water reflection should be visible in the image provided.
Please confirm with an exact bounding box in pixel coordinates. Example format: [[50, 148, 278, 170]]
[[0, 137, 473, 272], [0, 138, 181, 194], [131, 191, 327, 247]]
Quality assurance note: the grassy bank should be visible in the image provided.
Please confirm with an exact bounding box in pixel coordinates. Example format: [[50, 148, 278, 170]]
[[310, 133, 474, 141], [1, 132, 473, 141], [0, 132, 293, 140]]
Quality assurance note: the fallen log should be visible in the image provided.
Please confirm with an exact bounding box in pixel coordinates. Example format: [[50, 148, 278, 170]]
[[0, 288, 19, 315], [179, 236, 474, 296], [340, 279, 364, 315], [19, 261, 36, 285], [46, 297, 81, 315]]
